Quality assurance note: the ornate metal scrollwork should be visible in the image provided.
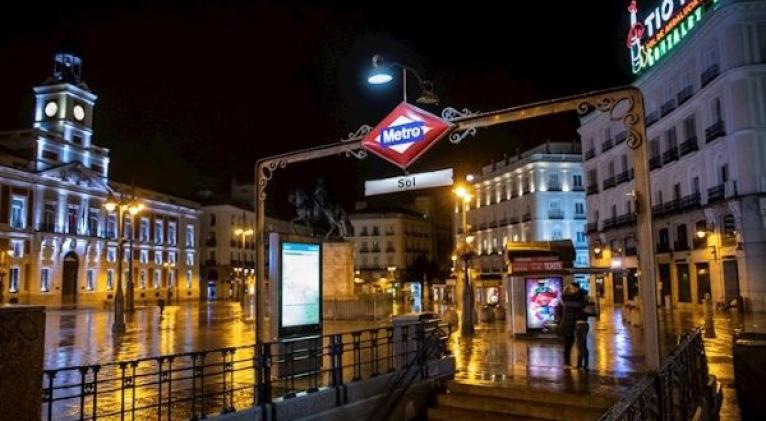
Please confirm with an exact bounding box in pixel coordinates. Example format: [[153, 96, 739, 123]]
[[441, 106, 479, 122], [448, 127, 477, 144], [576, 92, 645, 150], [257, 159, 288, 200], [341, 124, 371, 160]]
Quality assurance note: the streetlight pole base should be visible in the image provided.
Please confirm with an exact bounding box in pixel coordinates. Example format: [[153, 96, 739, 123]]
[[112, 293, 126, 334]]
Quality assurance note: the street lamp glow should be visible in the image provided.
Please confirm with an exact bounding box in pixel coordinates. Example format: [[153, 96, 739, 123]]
[[368, 72, 393, 85], [696, 229, 707, 239], [234, 228, 244, 236], [453, 186, 468, 198]]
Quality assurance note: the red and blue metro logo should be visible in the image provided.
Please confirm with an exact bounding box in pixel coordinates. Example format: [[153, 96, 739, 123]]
[[362, 102, 453, 169]]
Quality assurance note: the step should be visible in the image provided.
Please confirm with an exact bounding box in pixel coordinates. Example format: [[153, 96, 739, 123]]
[[436, 393, 606, 421], [447, 381, 617, 410], [428, 405, 545, 421]]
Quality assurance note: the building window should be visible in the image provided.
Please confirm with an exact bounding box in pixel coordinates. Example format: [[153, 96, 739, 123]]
[[186, 252, 194, 267], [168, 252, 176, 264], [67, 205, 78, 234], [168, 270, 176, 288], [186, 269, 193, 289], [650, 138, 660, 158], [155, 220, 164, 244], [10, 197, 25, 229], [572, 174, 582, 188], [210, 214, 216, 226], [168, 222, 177, 245], [107, 246, 117, 263], [576, 231, 586, 244], [86, 269, 95, 291], [666, 127, 677, 150], [140, 250, 149, 264], [684, 115, 696, 139], [140, 218, 150, 242], [88, 209, 99, 236], [155, 251, 163, 266], [140, 270, 147, 289], [9, 267, 20, 292], [43, 203, 56, 231], [40, 268, 50, 292], [575, 202, 585, 216], [186, 225, 194, 248], [153, 270, 161, 289], [711, 98, 722, 123], [720, 164, 729, 183], [107, 214, 117, 239], [106, 269, 114, 290], [10, 239, 24, 258], [547, 173, 560, 190], [124, 218, 132, 240]]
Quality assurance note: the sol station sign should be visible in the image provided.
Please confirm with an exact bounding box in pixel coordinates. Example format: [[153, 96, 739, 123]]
[[362, 102, 453, 169]]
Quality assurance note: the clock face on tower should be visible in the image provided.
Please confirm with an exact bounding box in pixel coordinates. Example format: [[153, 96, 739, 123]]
[[44, 101, 58, 118], [73, 104, 85, 121]]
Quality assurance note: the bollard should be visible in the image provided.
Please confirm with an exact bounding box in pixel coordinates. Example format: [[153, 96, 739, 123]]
[[704, 293, 717, 339]]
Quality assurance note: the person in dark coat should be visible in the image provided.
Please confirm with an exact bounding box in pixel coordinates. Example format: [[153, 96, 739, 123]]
[[560, 282, 586, 368]]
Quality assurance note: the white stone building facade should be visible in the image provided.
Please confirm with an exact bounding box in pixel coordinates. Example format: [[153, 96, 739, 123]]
[[581, 0, 766, 311], [0, 52, 202, 307], [461, 142, 589, 277]]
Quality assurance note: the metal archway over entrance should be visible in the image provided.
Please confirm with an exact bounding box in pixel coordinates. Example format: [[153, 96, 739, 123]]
[[255, 85, 661, 368]]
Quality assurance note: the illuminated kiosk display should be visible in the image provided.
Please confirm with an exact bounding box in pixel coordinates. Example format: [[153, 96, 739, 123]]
[[503, 241, 575, 338], [279, 241, 322, 337]]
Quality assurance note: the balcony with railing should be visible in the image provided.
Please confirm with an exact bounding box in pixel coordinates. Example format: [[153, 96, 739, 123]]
[[571, 184, 584, 192], [586, 222, 599, 234], [693, 236, 708, 250], [656, 242, 672, 253], [649, 155, 662, 170], [547, 183, 562, 192], [707, 184, 725, 203], [477, 222, 487, 230], [385, 246, 395, 252], [701, 63, 720, 87], [615, 169, 633, 185], [548, 209, 565, 220], [677, 85, 693, 106], [652, 200, 679, 216], [603, 216, 617, 230], [36, 222, 57, 234], [584, 148, 596, 160], [662, 147, 679, 164], [615, 131, 627, 145], [646, 111, 660, 127], [616, 213, 637, 227], [679, 136, 698, 157], [679, 192, 701, 210], [587, 184, 599, 195], [574, 212, 587, 220], [601, 138, 614, 153], [371, 246, 381, 253], [705, 120, 725, 143], [522, 186, 531, 195], [359, 247, 370, 253], [674, 240, 690, 252], [521, 212, 532, 222], [602, 176, 616, 190], [660, 99, 676, 117]]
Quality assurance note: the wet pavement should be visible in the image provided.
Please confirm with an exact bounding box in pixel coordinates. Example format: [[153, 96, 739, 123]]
[[439, 303, 766, 420]]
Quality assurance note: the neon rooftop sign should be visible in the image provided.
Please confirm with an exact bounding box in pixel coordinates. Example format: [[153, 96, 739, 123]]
[[627, 0, 718, 74]]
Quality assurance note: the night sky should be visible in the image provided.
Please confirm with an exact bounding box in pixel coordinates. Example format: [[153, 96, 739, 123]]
[[0, 1, 633, 210]]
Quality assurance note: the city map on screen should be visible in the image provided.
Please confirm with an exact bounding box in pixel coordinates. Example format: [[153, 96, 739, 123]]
[[281, 242, 321, 328]]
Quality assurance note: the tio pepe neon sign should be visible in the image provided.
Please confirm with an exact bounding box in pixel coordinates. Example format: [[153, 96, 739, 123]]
[[627, 0, 718, 74]]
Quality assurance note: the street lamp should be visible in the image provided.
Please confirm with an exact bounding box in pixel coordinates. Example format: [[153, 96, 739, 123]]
[[453, 185, 477, 335], [104, 190, 143, 334], [233, 226, 254, 307], [367, 54, 440, 105]]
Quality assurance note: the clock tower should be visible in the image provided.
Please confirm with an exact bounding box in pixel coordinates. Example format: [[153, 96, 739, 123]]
[[32, 50, 109, 176]]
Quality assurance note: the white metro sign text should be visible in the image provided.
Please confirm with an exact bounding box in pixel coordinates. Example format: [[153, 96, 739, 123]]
[[364, 168, 454, 196]]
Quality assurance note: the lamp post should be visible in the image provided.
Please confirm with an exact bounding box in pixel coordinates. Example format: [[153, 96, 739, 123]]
[[453, 185, 476, 335], [104, 192, 143, 334], [234, 227, 254, 308], [367, 55, 439, 105]]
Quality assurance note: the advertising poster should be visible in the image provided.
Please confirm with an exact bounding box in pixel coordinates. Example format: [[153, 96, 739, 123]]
[[280, 242, 321, 335], [526, 277, 563, 330]]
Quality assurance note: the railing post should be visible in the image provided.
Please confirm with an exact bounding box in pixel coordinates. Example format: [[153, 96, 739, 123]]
[[157, 357, 164, 420], [330, 334, 344, 405], [43, 370, 56, 421], [352, 332, 362, 381], [256, 343, 272, 407]]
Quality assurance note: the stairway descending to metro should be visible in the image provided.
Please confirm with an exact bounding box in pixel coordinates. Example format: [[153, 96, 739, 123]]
[[427, 379, 620, 421]]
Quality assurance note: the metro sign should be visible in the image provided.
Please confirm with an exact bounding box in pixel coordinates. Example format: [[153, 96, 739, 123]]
[[362, 102, 453, 169]]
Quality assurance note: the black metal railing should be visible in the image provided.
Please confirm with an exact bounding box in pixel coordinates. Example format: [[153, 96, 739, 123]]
[[547, 183, 562, 192], [662, 147, 679, 164], [585, 148, 596, 160], [548, 209, 565, 220], [646, 111, 660, 127], [36, 223, 57, 233], [679, 136, 698, 156], [707, 184, 725, 203], [603, 217, 617, 230], [42, 320, 450, 421], [649, 155, 662, 170], [574, 213, 587, 220], [602, 138, 614, 153], [616, 213, 637, 227], [657, 243, 672, 253], [587, 184, 599, 195], [586, 222, 599, 234], [674, 240, 690, 251], [705, 121, 725, 143], [615, 169, 633, 185], [603, 176, 616, 190], [660, 99, 676, 117], [679, 192, 701, 210], [522, 212, 532, 222], [572, 185, 584, 192], [599, 328, 712, 421], [701, 63, 720, 87], [677, 85, 694, 106]]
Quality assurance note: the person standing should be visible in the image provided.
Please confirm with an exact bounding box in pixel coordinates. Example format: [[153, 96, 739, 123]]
[[560, 282, 586, 369]]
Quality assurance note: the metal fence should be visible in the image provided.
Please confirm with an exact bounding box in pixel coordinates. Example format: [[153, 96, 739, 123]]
[[42, 319, 450, 421], [599, 328, 712, 421]]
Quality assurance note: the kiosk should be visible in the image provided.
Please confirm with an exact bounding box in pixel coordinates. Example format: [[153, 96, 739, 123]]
[[503, 240, 575, 338]]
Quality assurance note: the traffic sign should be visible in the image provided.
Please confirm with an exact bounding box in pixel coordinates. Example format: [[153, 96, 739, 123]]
[[364, 168, 454, 196], [362, 102, 453, 169]]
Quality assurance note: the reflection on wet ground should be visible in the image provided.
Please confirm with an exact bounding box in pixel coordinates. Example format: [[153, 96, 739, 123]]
[[440, 304, 766, 420], [43, 301, 764, 420]]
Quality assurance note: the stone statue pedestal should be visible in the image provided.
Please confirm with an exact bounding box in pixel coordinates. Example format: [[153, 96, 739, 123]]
[[0, 305, 45, 420]]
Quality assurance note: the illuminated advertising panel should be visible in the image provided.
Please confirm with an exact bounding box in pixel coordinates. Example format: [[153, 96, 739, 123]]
[[526, 277, 563, 330], [279, 242, 322, 337]]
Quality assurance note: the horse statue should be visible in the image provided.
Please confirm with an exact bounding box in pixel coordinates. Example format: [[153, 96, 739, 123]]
[[288, 181, 352, 240]]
